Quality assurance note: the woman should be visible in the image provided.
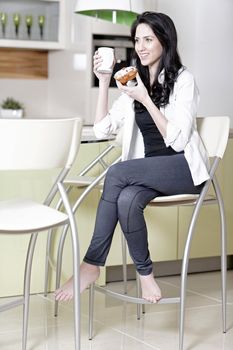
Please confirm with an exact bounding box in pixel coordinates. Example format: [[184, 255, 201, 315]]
[[55, 12, 210, 303]]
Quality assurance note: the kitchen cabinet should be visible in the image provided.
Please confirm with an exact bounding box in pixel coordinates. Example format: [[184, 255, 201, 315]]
[[0, 0, 66, 49], [0, 136, 232, 297], [223, 138, 233, 254]]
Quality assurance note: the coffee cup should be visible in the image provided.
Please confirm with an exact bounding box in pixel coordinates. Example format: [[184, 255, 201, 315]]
[[97, 47, 114, 73]]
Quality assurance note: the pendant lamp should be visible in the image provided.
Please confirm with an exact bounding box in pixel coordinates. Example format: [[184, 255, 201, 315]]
[[75, 0, 145, 25]]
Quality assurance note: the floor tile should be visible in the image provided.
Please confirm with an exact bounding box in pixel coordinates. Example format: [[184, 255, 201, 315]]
[[0, 271, 233, 350]]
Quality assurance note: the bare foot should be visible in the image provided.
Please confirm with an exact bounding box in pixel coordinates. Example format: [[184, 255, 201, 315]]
[[139, 272, 162, 303], [54, 276, 74, 302], [54, 262, 100, 301]]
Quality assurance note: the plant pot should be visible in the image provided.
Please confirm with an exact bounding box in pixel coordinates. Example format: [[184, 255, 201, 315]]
[[0, 108, 23, 119]]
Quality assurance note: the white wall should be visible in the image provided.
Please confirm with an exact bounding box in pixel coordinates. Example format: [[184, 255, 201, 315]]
[[0, 0, 232, 125], [47, 0, 158, 124], [0, 79, 48, 117], [0, 0, 158, 122], [157, 0, 233, 125]]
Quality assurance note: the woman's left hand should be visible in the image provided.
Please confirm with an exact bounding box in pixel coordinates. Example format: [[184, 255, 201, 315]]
[[116, 73, 149, 105]]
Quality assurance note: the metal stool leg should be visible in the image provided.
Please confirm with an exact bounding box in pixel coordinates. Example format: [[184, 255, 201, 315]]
[[221, 230, 227, 334], [72, 240, 80, 350], [44, 228, 53, 296], [213, 178, 227, 333], [89, 283, 95, 340], [22, 233, 38, 350], [220, 215, 227, 334], [179, 183, 210, 350], [179, 251, 188, 350], [58, 183, 81, 350], [44, 195, 65, 297], [54, 224, 69, 316], [121, 232, 128, 294], [136, 272, 142, 320]]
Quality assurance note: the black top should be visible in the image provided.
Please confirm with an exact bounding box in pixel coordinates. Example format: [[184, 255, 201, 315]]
[[135, 108, 182, 157]]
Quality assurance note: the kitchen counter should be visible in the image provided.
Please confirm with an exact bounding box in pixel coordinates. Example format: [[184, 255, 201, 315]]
[[83, 126, 233, 139], [82, 126, 115, 143]]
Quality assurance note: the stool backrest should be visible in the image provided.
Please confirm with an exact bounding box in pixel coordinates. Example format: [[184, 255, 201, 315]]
[[0, 118, 82, 170], [197, 116, 230, 158]]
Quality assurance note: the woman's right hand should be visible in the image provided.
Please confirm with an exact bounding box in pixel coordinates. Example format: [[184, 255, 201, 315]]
[[93, 50, 114, 83]]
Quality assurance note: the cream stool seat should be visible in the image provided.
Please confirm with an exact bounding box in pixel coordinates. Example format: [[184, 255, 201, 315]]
[[64, 176, 104, 188], [149, 193, 215, 206], [0, 199, 68, 233]]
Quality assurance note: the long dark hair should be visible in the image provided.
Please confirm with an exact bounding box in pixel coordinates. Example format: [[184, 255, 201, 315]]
[[131, 11, 183, 110]]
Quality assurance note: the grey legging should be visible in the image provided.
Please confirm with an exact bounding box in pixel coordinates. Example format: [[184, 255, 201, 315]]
[[83, 154, 203, 275]]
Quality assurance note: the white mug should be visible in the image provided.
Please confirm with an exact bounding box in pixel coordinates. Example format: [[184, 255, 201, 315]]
[[97, 47, 114, 73]]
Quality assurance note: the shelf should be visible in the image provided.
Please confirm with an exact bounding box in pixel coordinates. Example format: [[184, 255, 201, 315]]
[[0, 38, 63, 50], [0, 48, 48, 79], [0, 0, 65, 50]]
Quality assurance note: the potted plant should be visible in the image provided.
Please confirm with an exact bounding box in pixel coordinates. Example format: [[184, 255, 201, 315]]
[[0, 97, 24, 118]]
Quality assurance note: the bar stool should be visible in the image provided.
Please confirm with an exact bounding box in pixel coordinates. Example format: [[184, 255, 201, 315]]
[[88, 116, 230, 350], [0, 117, 83, 350]]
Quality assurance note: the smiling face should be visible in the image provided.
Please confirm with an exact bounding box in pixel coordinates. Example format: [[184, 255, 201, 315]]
[[134, 23, 163, 75]]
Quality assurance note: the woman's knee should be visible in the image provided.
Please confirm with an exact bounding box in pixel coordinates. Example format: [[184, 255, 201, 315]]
[[105, 163, 121, 182], [104, 162, 128, 189], [102, 163, 127, 202], [117, 186, 143, 214], [118, 186, 156, 210]]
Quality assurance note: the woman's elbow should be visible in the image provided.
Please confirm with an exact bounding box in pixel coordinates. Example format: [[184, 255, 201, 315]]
[[93, 124, 109, 139], [167, 138, 188, 153]]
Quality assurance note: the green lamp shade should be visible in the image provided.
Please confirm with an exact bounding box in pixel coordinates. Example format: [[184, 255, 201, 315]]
[[75, 0, 145, 25], [79, 10, 137, 25]]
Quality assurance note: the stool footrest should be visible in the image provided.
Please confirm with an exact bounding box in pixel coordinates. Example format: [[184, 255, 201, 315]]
[[94, 285, 180, 304], [0, 297, 24, 312]]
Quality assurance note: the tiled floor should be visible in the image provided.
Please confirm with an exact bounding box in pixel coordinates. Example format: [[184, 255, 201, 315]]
[[0, 270, 233, 350]]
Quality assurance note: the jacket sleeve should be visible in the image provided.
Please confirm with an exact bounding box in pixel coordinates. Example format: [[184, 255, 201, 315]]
[[164, 70, 200, 152], [93, 93, 130, 139]]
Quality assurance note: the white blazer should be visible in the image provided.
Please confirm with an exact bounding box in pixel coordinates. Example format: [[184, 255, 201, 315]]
[[93, 69, 210, 186]]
